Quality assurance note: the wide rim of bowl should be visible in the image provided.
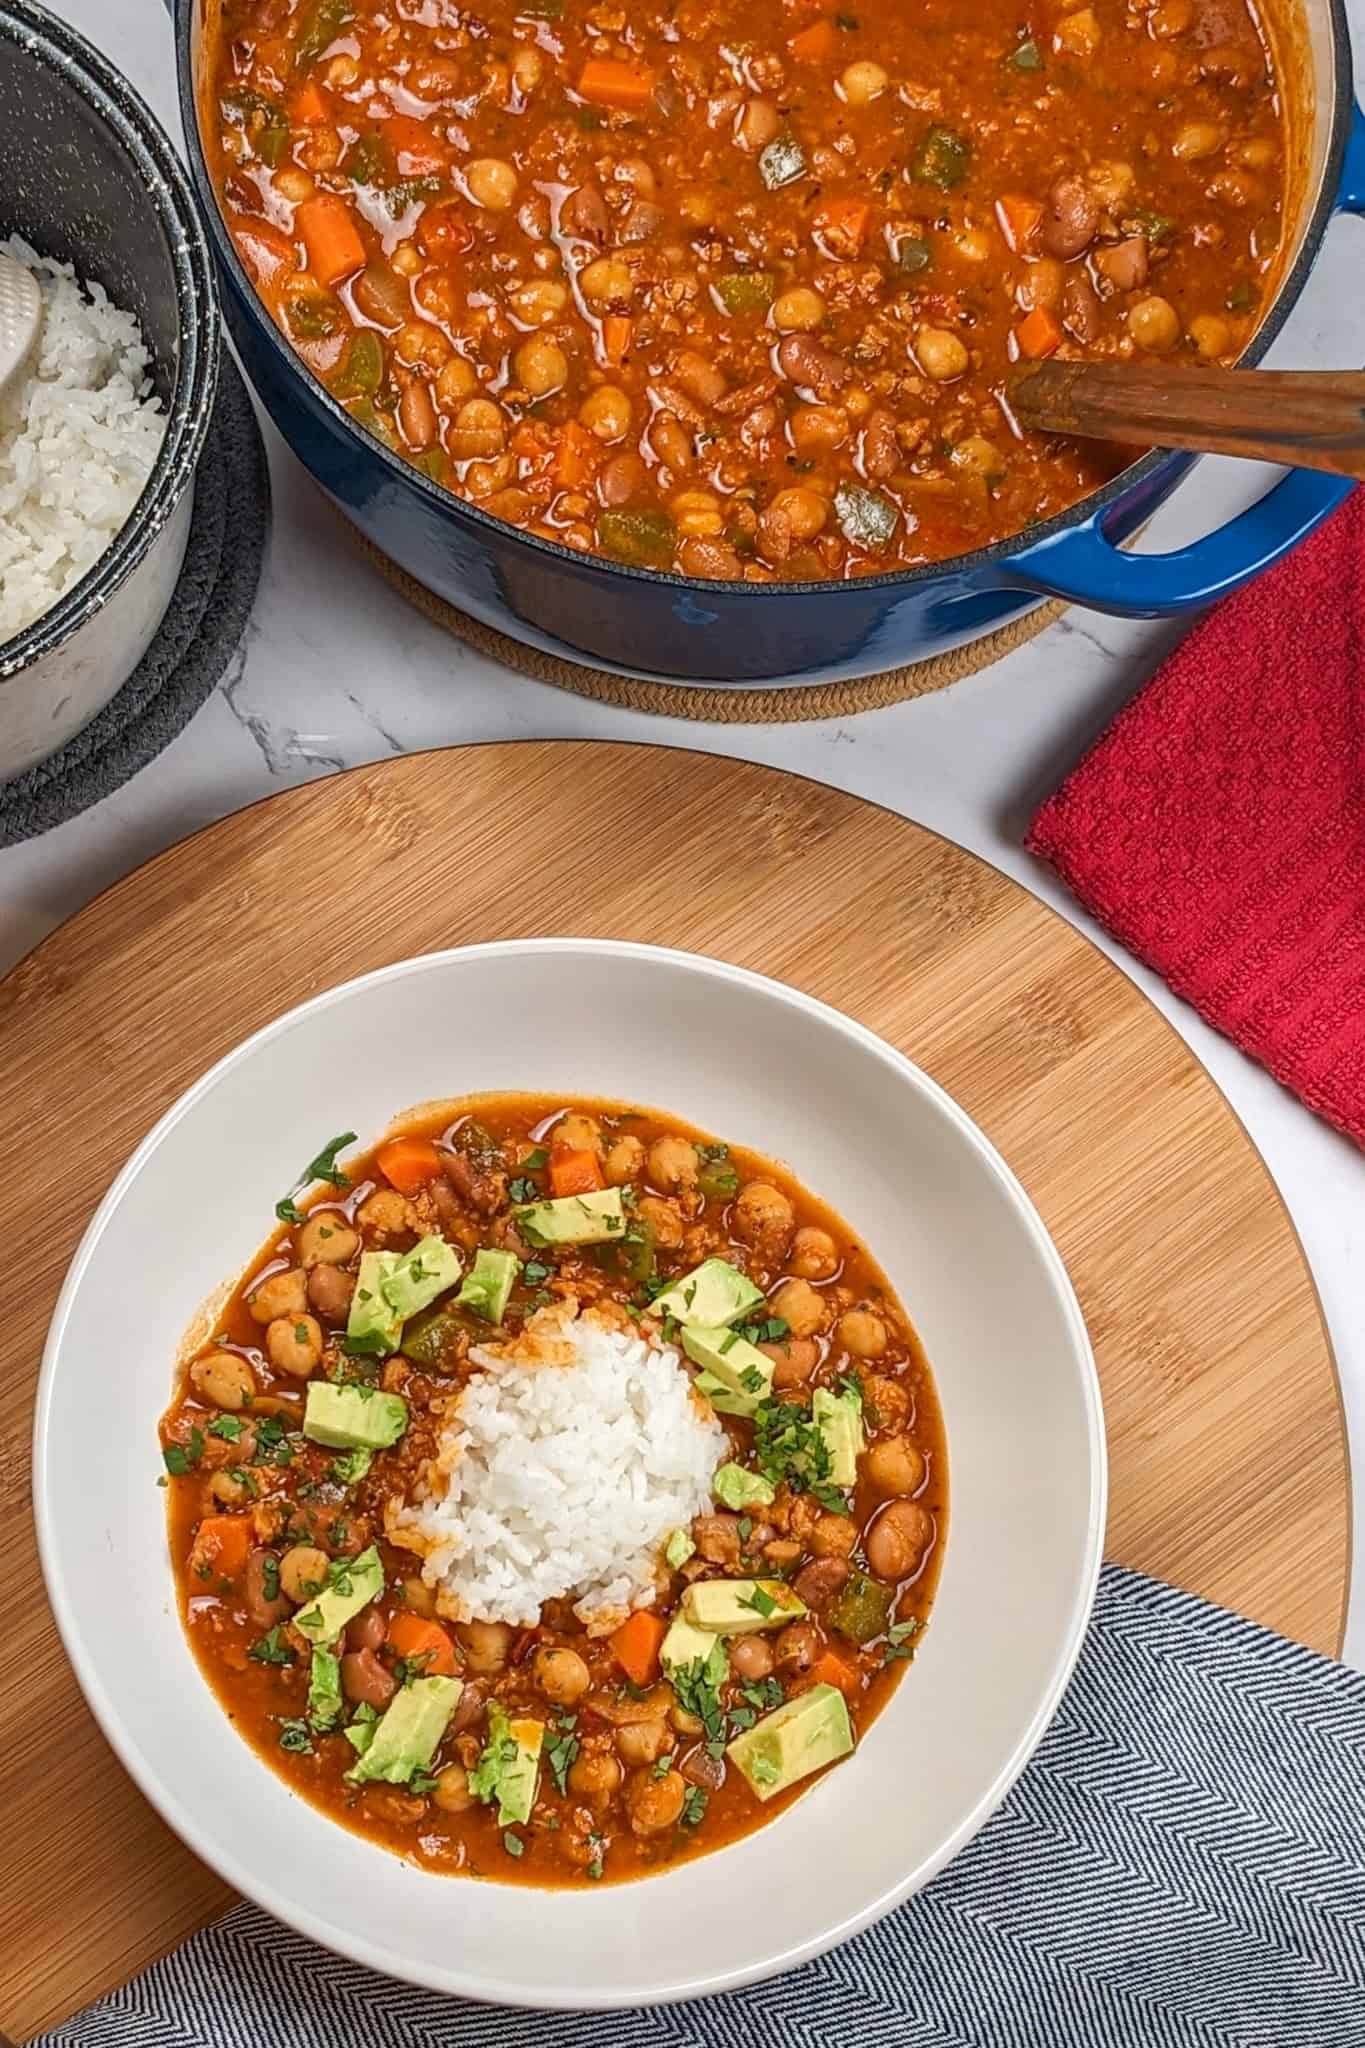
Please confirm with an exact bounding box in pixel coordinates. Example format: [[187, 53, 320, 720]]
[[35, 937, 1107, 2009], [173, 0, 1354, 605], [0, 0, 220, 684]]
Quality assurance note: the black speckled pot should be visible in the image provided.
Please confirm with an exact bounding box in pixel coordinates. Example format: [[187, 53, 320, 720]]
[[0, 0, 219, 780]]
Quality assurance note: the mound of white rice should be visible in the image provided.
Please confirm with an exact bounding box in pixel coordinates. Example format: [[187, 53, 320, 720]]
[[388, 1303, 727, 1629], [0, 236, 167, 647]]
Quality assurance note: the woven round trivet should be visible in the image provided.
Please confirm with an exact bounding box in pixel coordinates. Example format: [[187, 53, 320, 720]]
[[345, 521, 1064, 723], [0, 355, 270, 845]]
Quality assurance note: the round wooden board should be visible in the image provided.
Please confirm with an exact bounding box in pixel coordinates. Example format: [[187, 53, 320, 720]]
[[0, 743, 1347, 2041]]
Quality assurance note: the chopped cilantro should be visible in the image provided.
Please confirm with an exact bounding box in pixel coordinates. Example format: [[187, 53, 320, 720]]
[[277, 1717, 314, 1753], [681, 1785, 708, 1826], [545, 1725, 580, 1794], [587, 1837, 605, 1878], [521, 1147, 550, 1169], [741, 1585, 778, 1619], [742, 1317, 790, 1346], [503, 1830, 525, 1857], [883, 1617, 925, 1665], [276, 1131, 356, 1220], [737, 1516, 753, 1542], [207, 1415, 243, 1442], [672, 1639, 728, 1750], [651, 1751, 676, 1779], [523, 1259, 552, 1284], [249, 1625, 296, 1667], [740, 1677, 784, 1712], [508, 1175, 538, 1202], [261, 1554, 281, 1603], [409, 1772, 441, 1795], [162, 1426, 205, 1476]]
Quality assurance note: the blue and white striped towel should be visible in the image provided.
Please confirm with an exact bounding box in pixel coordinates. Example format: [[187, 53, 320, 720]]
[[32, 1566, 1365, 2047]]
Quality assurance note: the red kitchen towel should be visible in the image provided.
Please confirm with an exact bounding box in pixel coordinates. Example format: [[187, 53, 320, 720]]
[[1028, 486, 1365, 1149]]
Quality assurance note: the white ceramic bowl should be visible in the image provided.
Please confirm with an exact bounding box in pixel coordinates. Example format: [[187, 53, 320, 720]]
[[35, 940, 1105, 2008]]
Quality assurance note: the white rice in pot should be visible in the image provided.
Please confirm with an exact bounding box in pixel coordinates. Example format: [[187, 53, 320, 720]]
[[387, 1303, 728, 1629], [0, 236, 167, 647]]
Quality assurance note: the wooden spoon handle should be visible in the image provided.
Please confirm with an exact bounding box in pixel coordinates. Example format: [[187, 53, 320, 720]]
[[1008, 363, 1365, 481]]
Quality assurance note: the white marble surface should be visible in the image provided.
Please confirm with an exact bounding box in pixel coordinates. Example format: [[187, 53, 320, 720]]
[[7, 0, 1364, 1654]]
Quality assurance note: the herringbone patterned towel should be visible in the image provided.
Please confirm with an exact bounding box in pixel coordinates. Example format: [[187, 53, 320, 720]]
[[34, 1566, 1365, 2048]]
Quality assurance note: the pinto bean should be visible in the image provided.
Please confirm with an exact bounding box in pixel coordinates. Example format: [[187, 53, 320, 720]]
[[866, 1498, 935, 1582], [342, 1646, 397, 1709], [860, 408, 900, 481], [1040, 175, 1099, 259], [345, 1604, 387, 1653], [794, 1557, 851, 1610], [307, 1263, 355, 1323], [1062, 270, 1103, 341], [561, 184, 608, 241], [1094, 236, 1149, 291], [776, 333, 850, 401]]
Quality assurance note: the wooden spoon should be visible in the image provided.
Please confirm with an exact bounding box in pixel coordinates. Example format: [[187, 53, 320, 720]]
[[1007, 362, 1365, 481]]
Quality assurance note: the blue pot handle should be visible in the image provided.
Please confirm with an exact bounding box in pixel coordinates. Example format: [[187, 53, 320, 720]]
[[994, 101, 1365, 619]]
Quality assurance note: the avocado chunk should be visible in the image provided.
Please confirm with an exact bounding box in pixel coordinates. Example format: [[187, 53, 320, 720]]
[[307, 1646, 343, 1730], [303, 1381, 408, 1453], [726, 1682, 854, 1800], [682, 1325, 775, 1409], [713, 1463, 776, 1511], [292, 1545, 385, 1648], [660, 1610, 717, 1676], [400, 1303, 463, 1369], [664, 1527, 696, 1571], [694, 1368, 762, 1419], [513, 1188, 626, 1247], [345, 1674, 463, 1786], [469, 1701, 544, 1824], [650, 1258, 764, 1330], [457, 1246, 519, 1324], [382, 1234, 462, 1320], [684, 1578, 806, 1634], [345, 1250, 403, 1357], [812, 1385, 865, 1489]]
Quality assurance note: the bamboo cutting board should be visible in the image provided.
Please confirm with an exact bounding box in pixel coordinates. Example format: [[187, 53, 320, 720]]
[[0, 743, 1348, 2042]]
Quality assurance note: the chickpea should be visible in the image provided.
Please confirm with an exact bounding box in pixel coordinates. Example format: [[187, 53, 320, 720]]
[[615, 1718, 671, 1767], [637, 1194, 684, 1247], [190, 1350, 256, 1411], [840, 59, 889, 103], [648, 1135, 700, 1191], [210, 1470, 252, 1508], [732, 1181, 796, 1261], [579, 385, 633, 441], [954, 227, 993, 263], [1238, 138, 1277, 170], [729, 1634, 775, 1682], [865, 1434, 927, 1497], [357, 1189, 416, 1242], [790, 404, 849, 457], [568, 1749, 623, 1804], [342, 1647, 398, 1709], [767, 486, 827, 541], [1089, 159, 1135, 209], [770, 1276, 828, 1339], [1128, 295, 1181, 352], [671, 488, 724, 537], [248, 1268, 307, 1324], [436, 355, 479, 408], [455, 1618, 513, 1673], [951, 435, 1003, 479], [670, 1700, 704, 1736], [837, 1307, 888, 1359], [615, 157, 657, 197], [579, 257, 634, 306], [511, 278, 568, 327], [788, 1227, 838, 1281], [402, 1575, 437, 1616], [465, 157, 518, 209], [915, 326, 969, 381], [736, 98, 781, 150], [625, 1765, 687, 1834], [775, 1619, 820, 1670], [762, 1336, 820, 1388], [449, 397, 508, 461], [1189, 313, 1231, 358], [604, 1133, 645, 1185], [279, 1544, 330, 1603], [679, 185, 718, 227], [395, 321, 451, 370], [863, 1373, 912, 1434], [392, 244, 423, 278], [866, 1498, 935, 1581], [515, 336, 568, 396], [267, 1313, 324, 1378], [533, 1645, 591, 1706], [772, 286, 825, 333], [297, 1212, 359, 1269], [512, 46, 543, 94], [431, 1762, 477, 1813], [273, 167, 315, 205], [809, 1512, 859, 1560], [1173, 122, 1226, 162], [326, 52, 359, 86]]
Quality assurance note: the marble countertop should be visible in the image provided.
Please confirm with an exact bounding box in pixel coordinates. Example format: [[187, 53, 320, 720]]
[[7, 0, 1363, 1656]]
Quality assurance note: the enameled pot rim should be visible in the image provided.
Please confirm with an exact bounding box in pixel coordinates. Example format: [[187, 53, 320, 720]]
[[173, 0, 1354, 601], [0, 0, 220, 686]]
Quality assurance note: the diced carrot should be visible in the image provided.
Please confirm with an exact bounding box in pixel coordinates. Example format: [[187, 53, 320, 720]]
[[610, 1610, 667, 1688], [600, 314, 634, 367], [789, 17, 836, 61], [813, 195, 869, 255], [808, 1647, 859, 1697], [551, 420, 596, 488], [289, 79, 328, 126], [385, 1613, 459, 1678], [382, 113, 450, 178], [296, 193, 366, 286], [1015, 306, 1063, 359], [375, 1135, 445, 1194], [548, 1147, 606, 1198], [189, 1514, 251, 1583], [231, 218, 297, 294], [576, 57, 657, 109], [996, 193, 1043, 254]]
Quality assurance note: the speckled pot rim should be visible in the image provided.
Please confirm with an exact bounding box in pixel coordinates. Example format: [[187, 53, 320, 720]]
[[174, 0, 1353, 603], [0, 0, 220, 685]]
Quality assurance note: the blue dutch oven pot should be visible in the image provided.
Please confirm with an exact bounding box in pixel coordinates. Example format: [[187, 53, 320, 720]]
[[170, 0, 1365, 687]]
